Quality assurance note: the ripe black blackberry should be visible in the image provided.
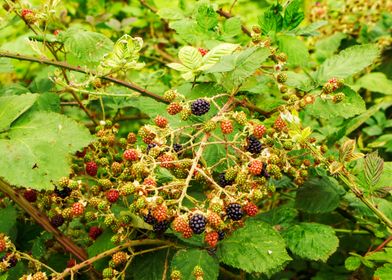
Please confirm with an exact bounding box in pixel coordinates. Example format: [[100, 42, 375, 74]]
[[147, 143, 157, 153], [218, 231, 225, 240], [54, 186, 72, 199], [50, 214, 65, 227], [23, 189, 37, 202], [153, 220, 170, 233], [246, 136, 262, 154], [189, 213, 207, 234], [226, 203, 244, 221], [173, 143, 182, 153], [217, 173, 233, 187], [261, 163, 270, 178], [191, 99, 210, 116], [143, 213, 156, 225]]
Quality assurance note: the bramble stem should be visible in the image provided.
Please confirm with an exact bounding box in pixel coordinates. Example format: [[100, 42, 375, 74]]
[[0, 178, 88, 261]]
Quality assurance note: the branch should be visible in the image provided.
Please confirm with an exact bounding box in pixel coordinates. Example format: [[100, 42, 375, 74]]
[[0, 178, 88, 261], [216, 8, 252, 37], [0, 52, 167, 104]]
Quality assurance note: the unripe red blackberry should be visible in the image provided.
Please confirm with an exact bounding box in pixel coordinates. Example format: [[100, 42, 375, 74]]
[[205, 231, 219, 247], [21, 9, 36, 24], [207, 212, 222, 228], [0, 237, 6, 252], [112, 251, 128, 266], [158, 154, 175, 169], [67, 259, 76, 268], [111, 162, 123, 175], [167, 102, 183, 115], [253, 124, 266, 139], [189, 213, 207, 234], [220, 120, 233, 134], [152, 204, 168, 222], [123, 149, 139, 161], [23, 189, 37, 202], [274, 117, 287, 131], [127, 132, 137, 143], [191, 99, 210, 116], [71, 202, 84, 217], [106, 189, 120, 203], [85, 161, 98, 176], [226, 203, 244, 221], [198, 48, 208, 56], [155, 115, 168, 128], [243, 202, 258, 216], [172, 216, 188, 232], [248, 160, 263, 175]]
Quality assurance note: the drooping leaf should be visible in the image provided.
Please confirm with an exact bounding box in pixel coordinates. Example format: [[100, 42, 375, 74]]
[[0, 111, 94, 190], [222, 17, 242, 38], [171, 249, 219, 280], [295, 176, 344, 213], [364, 151, 384, 188], [132, 249, 171, 280], [218, 220, 291, 276], [200, 43, 239, 71], [0, 94, 38, 132], [282, 223, 339, 262], [316, 44, 379, 84]]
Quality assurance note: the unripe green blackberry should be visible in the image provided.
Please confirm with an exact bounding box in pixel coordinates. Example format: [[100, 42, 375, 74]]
[[149, 146, 162, 158], [163, 89, 177, 102], [180, 108, 191, 120], [320, 144, 328, 153], [102, 267, 115, 278], [89, 197, 101, 208], [171, 270, 182, 280], [120, 183, 135, 195], [111, 162, 123, 175], [104, 215, 115, 226], [235, 171, 247, 185], [333, 92, 345, 103], [110, 234, 121, 244], [233, 111, 247, 125], [85, 211, 97, 222], [279, 85, 288, 93], [58, 177, 69, 188], [276, 52, 287, 62], [294, 177, 305, 185], [253, 189, 264, 201], [108, 260, 116, 268], [118, 138, 127, 148], [204, 120, 216, 132], [135, 197, 146, 209], [62, 208, 72, 219], [68, 180, 78, 189], [268, 155, 280, 164], [266, 164, 280, 176], [287, 167, 297, 177], [289, 94, 299, 103], [283, 141, 293, 150], [210, 203, 223, 213], [98, 179, 112, 189], [322, 83, 335, 94], [299, 99, 307, 108], [193, 265, 204, 277], [99, 157, 109, 166], [113, 153, 123, 162], [173, 168, 188, 179], [299, 169, 308, 178], [276, 72, 287, 83], [225, 167, 237, 181], [98, 201, 109, 211]]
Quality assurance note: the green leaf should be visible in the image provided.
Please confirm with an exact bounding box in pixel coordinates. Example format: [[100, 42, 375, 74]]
[[178, 46, 203, 70], [283, 0, 304, 30], [0, 94, 38, 132], [306, 86, 366, 119], [278, 35, 309, 67], [314, 33, 346, 62], [0, 273, 8, 280], [60, 27, 113, 67], [292, 21, 327, 36], [355, 72, 392, 95], [282, 223, 339, 262], [316, 44, 380, 84], [222, 17, 242, 38], [374, 264, 392, 280], [30, 93, 61, 113], [255, 204, 298, 228], [200, 43, 239, 71], [295, 176, 343, 213], [196, 4, 218, 30], [285, 72, 315, 91], [0, 112, 94, 190], [218, 220, 291, 276], [171, 249, 219, 280], [0, 58, 13, 73], [364, 151, 384, 189], [258, 3, 283, 34], [345, 256, 362, 271], [0, 206, 17, 235], [132, 249, 170, 280]]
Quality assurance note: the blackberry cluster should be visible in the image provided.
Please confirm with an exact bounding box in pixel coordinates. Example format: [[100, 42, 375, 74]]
[[50, 214, 65, 227], [217, 173, 233, 187], [54, 187, 72, 199], [226, 203, 244, 221], [189, 214, 207, 234], [191, 99, 210, 116], [246, 136, 262, 154], [173, 143, 182, 153], [144, 213, 170, 233]]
